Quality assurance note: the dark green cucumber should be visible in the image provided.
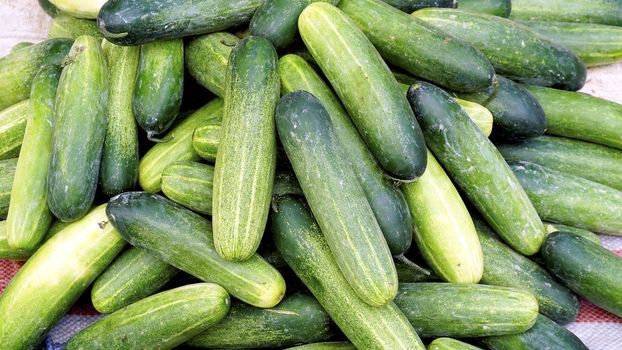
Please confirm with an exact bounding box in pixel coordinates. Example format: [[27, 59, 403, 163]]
[[381, 0, 456, 12], [192, 121, 221, 162], [48, 35, 108, 222], [0, 158, 17, 218], [0, 99, 30, 160], [49, 0, 106, 19], [413, 9, 586, 91], [510, 0, 622, 26], [187, 293, 334, 348], [509, 161, 622, 236], [339, 0, 494, 93], [458, 0, 511, 17], [497, 135, 622, 192], [0, 220, 32, 260], [67, 283, 230, 350], [161, 161, 214, 215], [276, 91, 397, 306], [0, 38, 72, 111], [473, 218, 579, 324], [106, 192, 286, 308], [133, 39, 184, 137], [407, 82, 545, 255], [482, 314, 589, 350], [287, 343, 356, 350], [91, 247, 179, 314], [38, 0, 62, 17], [279, 54, 413, 256], [300, 2, 426, 181], [48, 15, 102, 39], [543, 222, 600, 245], [0, 205, 125, 349], [271, 195, 425, 349], [98, 0, 262, 45], [542, 231, 622, 317], [428, 338, 482, 350]]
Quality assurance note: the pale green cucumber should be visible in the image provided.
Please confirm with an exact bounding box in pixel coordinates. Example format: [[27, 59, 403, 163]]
[[49, 0, 106, 19], [0, 158, 17, 218], [0, 99, 31, 160], [161, 161, 214, 215], [0, 221, 31, 260], [428, 338, 483, 350], [48, 15, 102, 39]]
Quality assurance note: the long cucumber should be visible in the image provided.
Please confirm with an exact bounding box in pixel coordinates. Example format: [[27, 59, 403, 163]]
[[510, 0, 622, 26], [0, 100, 31, 160]]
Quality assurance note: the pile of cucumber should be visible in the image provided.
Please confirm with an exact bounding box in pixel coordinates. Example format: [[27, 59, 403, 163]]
[[2, 0, 622, 349]]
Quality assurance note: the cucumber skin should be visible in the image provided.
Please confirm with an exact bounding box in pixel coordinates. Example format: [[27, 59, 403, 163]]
[[91, 247, 179, 314], [543, 222, 600, 245], [0, 216, 31, 260], [0, 158, 17, 219], [382, 0, 456, 12], [339, 0, 494, 93], [161, 161, 214, 215], [271, 195, 425, 350], [542, 232, 622, 317], [11, 42, 34, 52], [0, 205, 125, 349], [49, 0, 106, 19], [458, 0, 511, 17], [67, 284, 230, 350], [287, 343, 356, 350], [279, 54, 413, 256], [407, 82, 545, 256], [300, 2, 427, 181], [133, 39, 184, 136], [510, 0, 622, 26], [455, 99, 493, 136], [187, 293, 334, 348], [428, 338, 483, 350], [192, 122, 221, 162], [106, 192, 286, 308], [48, 15, 102, 39], [413, 9, 586, 91], [48, 35, 108, 222], [38, 0, 62, 17], [0, 99, 30, 160], [98, 0, 262, 45]]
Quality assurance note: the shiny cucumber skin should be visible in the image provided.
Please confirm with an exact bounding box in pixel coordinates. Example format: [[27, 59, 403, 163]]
[[287, 343, 356, 350], [300, 2, 427, 181], [542, 232, 622, 317], [49, 0, 106, 19], [413, 9, 586, 91], [497, 135, 622, 192], [543, 222, 600, 245], [99, 40, 140, 197], [48, 35, 108, 222], [0, 100, 31, 160], [510, 161, 622, 236], [138, 98, 223, 193], [381, 0, 456, 12], [280, 54, 413, 256], [474, 218, 579, 324], [91, 247, 179, 314], [0, 158, 17, 218], [457, 0, 511, 17], [187, 293, 334, 349], [407, 82, 545, 256], [38, 0, 62, 17], [0, 220, 32, 260], [67, 283, 230, 350], [6, 65, 60, 251], [48, 15, 102, 39], [213, 36, 279, 261], [402, 150, 483, 284], [98, 0, 262, 45], [428, 338, 483, 350], [276, 91, 397, 306], [106, 192, 286, 308], [271, 195, 425, 350], [0, 205, 125, 349], [339, 0, 494, 93], [510, 0, 622, 26], [192, 121, 221, 162], [133, 39, 184, 137], [161, 161, 214, 215]]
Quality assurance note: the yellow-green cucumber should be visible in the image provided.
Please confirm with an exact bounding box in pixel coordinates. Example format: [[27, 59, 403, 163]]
[[161, 161, 214, 215], [0, 221, 31, 260], [49, 0, 106, 19], [543, 222, 600, 245], [428, 338, 483, 350], [48, 15, 102, 39], [0, 100, 31, 160], [287, 343, 356, 350], [0, 158, 17, 218]]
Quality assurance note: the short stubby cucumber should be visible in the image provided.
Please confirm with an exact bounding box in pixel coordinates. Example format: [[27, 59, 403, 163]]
[[428, 338, 483, 350], [0, 158, 17, 218], [48, 15, 102, 40], [192, 121, 221, 162], [161, 161, 214, 215], [49, 0, 106, 19], [0, 100, 31, 160], [458, 0, 511, 17], [381, 0, 456, 12], [510, 0, 622, 26]]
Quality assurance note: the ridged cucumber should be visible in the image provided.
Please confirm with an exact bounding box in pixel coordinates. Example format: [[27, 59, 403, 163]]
[[161, 161, 214, 215], [0, 158, 17, 218], [0, 220, 31, 260], [381, 0, 456, 12], [192, 121, 220, 162], [428, 338, 482, 350], [48, 15, 102, 39], [49, 0, 106, 19], [510, 0, 622, 26], [543, 222, 600, 245], [457, 0, 511, 17], [287, 342, 356, 350], [0, 99, 30, 160]]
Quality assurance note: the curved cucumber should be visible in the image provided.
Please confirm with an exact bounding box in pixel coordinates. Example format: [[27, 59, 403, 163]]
[[428, 338, 483, 350], [510, 0, 622, 26], [287, 343, 355, 350], [0, 100, 30, 161], [543, 222, 600, 245], [192, 121, 221, 162], [49, 0, 105, 19], [48, 15, 102, 39], [381, 0, 456, 12], [0, 158, 17, 218], [161, 161, 214, 215], [458, 0, 511, 17]]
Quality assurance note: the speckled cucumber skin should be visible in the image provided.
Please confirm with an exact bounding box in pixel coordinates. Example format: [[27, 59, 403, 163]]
[[161, 161, 214, 215], [339, 0, 494, 93], [192, 121, 221, 162], [271, 195, 425, 350], [91, 247, 179, 314], [49, 0, 106, 19], [299, 2, 427, 181], [428, 338, 483, 350], [48, 16, 102, 39], [543, 222, 600, 245], [413, 9, 586, 91], [510, 0, 622, 26], [458, 0, 511, 17], [67, 284, 230, 350], [106, 192, 286, 308], [407, 82, 545, 256], [0, 205, 125, 349], [510, 161, 622, 236], [187, 293, 334, 348], [186, 32, 240, 98], [287, 343, 356, 350], [0, 158, 17, 218], [381, 0, 456, 12], [98, 0, 263, 45]]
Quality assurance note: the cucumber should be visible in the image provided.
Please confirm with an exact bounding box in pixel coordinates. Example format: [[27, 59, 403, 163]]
[[276, 91, 397, 306], [0, 220, 31, 260], [482, 314, 589, 350], [413, 9, 586, 91], [38, 0, 62, 17], [455, 99, 493, 136], [428, 339, 482, 350], [48, 15, 102, 39], [133, 39, 184, 138], [91, 247, 179, 314], [381, 0, 456, 12], [457, 0, 511, 17], [497, 135, 622, 192], [0, 158, 17, 218], [138, 98, 223, 193], [106, 191, 286, 308], [6, 65, 60, 251], [510, 0, 622, 26], [299, 2, 427, 181], [407, 82, 545, 256], [473, 218, 579, 324], [11, 42, 34, 52], [287, 343, 355, 350], [192, 121, 221, 162], [402, 150, 483, 284], [509, 161, 622, 236], [280, 54, 413, 256], [98, 0, 262, 45], [395, 283, 539, 337], [67, 283, 230, 350], [543, 222, 600, 245], [0, 99, 30, 160], [161, 161, 214, 215], [187, 293, 334, 348], [49, 0, 106, 19], [0, 205, 125, 349], [542, 231, 622, 317], [339, 0, 494, 93], [271, 195, 425, 350]]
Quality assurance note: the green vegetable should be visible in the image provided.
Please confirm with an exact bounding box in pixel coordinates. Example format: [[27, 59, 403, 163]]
[[38, 0, 62, 17], [543, 222, 600, 245], [192, 121, 220, 162], [48, 15, 102, 39], [0, 100, 30, 160], [49, 0, 106, 19], [0, 220, 31, 260], [161, 161, 214, 215], [455, 99, 493, 136], [0, 158, 17, 218], [381, 0, 456, 12], [10, 42, 34, 52], [286, 342, 356, 350], [457, 0, 511, 17], [428, 338, 483, 350], [510, 0, 622, 26]]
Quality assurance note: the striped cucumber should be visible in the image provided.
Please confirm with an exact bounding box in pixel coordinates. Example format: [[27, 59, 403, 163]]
[[543, 222, 600, 245], [0, 100, 30, 160], [0, 158, 17, 218], [161, 161, 214, 215], [48, 15, 102, 39], [192, 121, 221, 162], [49, 0, 106, 19], [287, 343, 356, 350], [428, 338, 482, 350], [0, 219, 31, 260], [382, 0, 456, 12], [300, 2, 427, 181], [458, 0, 511, 17], [510, 0, 622, 26]]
